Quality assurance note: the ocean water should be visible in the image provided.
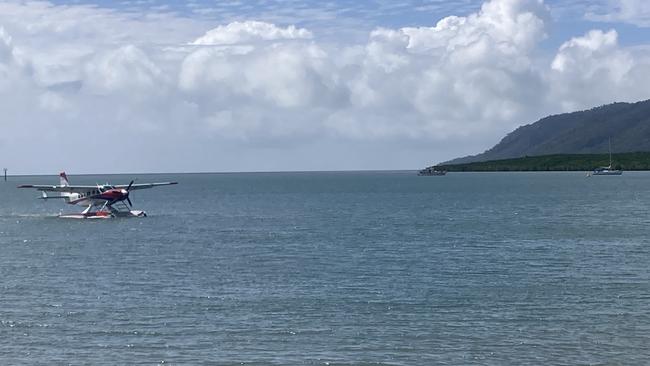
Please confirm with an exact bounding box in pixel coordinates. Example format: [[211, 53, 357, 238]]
[[2, 171, 650, 365]]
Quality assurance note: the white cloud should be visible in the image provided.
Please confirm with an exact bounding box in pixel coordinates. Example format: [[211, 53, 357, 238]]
[[0, 27, 14, 63], [365, 28, 411, 73], [586, 0, 650, 27], [0, 27, 18, 90], [551, 29, 623, 74], [83, 45, 165, 95], [179, 40, 347, 143], [191, 21, 312, 45], [405, 0, 549, 55], [331, 0, 550, 140], [549, 29, 650, 111], [178, 2, 549, 143]]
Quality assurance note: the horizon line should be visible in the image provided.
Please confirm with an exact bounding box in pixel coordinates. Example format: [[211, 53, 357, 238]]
[[2, 169, 423, 177]]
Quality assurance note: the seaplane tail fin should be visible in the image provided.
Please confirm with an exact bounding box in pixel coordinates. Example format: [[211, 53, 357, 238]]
[[58, 172, 72, 200], [59, 172, 70, 187]]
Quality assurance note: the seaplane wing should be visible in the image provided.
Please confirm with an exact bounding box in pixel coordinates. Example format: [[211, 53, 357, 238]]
[[17, 184, 100, 193], [111, 182, 178, 191], [17, 181, 178, 193]]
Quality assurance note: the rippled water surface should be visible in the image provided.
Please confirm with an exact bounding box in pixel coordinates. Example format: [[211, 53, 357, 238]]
[[2, 171, 650, 365]]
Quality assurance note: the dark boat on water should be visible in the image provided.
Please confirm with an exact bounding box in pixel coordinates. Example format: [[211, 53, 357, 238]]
[[418, 167, 447, 176]]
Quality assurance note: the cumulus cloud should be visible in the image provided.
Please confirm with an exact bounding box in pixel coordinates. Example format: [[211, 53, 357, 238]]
[[83, 45, 164, 95], [403, 0, 548, 56], [178, 41, 348, 143], [177, 0, 551, 143], [191, 21, 312, 45], [549, 29, 650, 110], [330, 0, 549, 139], [552, 29, 621, 72], [1, 0, 650, 173]]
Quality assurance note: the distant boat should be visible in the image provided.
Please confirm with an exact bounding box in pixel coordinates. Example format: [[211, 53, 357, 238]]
[[418, 167, 447, 176], [591, 138, 622, 176], [591, 167, 622, 176]]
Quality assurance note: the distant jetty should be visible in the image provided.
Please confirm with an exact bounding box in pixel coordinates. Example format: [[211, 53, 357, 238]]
[[427, 152, 650, 172]]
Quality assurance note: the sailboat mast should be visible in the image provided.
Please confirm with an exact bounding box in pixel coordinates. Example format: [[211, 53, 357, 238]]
[[609, 138, 612, 168]]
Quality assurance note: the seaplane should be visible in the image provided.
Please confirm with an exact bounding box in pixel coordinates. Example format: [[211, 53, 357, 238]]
[[18, 172, 178, 219]]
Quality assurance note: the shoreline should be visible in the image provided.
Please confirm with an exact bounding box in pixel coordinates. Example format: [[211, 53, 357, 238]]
[[431, 152, 650, 173]]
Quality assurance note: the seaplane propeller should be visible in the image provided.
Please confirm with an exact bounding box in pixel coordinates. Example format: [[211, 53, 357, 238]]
[[125, 180, 134, 207]]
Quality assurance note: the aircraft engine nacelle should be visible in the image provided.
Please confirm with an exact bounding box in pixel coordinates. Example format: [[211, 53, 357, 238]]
[[68, 193, 80, 202]]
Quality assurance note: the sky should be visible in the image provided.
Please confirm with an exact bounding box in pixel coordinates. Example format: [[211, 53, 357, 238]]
[[2, 0, 650, 174]]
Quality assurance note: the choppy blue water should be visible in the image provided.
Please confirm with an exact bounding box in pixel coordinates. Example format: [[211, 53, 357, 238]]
[[2, 171, 650, 365]]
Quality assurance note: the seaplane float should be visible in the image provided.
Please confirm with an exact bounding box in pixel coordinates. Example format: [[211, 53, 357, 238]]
[[18, 172, 177, 219]]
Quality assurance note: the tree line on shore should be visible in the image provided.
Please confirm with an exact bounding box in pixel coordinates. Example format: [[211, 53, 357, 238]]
[[433, 152, 650, 172]]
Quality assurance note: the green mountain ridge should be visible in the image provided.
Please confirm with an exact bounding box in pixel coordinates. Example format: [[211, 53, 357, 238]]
[[444, 99, 650, 165]]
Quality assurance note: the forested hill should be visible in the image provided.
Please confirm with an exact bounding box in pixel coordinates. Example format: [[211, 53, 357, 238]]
[[445, 99, 650, 165]]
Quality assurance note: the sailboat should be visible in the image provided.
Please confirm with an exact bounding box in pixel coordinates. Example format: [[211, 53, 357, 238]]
[[591, 138, 622, 176]]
